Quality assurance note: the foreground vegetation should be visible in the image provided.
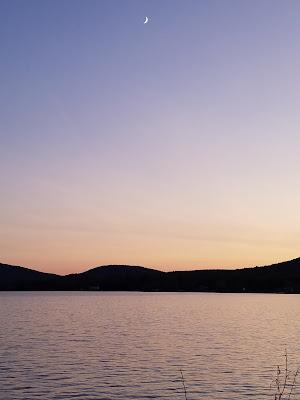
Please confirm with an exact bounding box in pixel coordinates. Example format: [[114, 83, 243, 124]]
[[179, 350, 299, 400], [271, 350, 299, 400]]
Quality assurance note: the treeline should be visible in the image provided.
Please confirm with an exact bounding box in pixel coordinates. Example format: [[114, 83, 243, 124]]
[[1, 258, 300, 292]]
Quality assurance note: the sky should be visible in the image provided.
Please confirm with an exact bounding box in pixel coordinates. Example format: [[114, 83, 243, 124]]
[[1, 0, 300, 274]]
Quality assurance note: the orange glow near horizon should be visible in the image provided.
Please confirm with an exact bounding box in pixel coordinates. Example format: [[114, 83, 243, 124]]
[[1, 227, 298, 275]]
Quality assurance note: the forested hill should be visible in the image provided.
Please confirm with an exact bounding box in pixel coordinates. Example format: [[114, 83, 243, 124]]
[[0, 263, 58, 290], [1, 257, 300, 292]]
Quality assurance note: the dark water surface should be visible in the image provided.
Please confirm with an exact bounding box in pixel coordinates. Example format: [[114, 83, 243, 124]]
[[0, 292, 300, 399]]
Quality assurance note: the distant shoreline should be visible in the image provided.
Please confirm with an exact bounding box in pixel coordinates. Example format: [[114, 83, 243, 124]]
[[1, 289, 299, 294], [1, 257, 300, 292]]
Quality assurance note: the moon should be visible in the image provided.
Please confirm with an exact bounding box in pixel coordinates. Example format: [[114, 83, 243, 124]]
[[144, 16, 149, 24]]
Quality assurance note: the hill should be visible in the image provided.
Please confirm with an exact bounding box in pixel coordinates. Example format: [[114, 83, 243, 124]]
[[167, 257, 300, 293], [1, 257, 300, 292], [0, 263, 58, 290], [55, 265, 166, 291]]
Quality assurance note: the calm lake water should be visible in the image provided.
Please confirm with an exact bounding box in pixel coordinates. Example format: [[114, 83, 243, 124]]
[[0, 292, 300, 400]]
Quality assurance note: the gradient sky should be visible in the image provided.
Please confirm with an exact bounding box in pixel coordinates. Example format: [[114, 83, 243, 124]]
[[1, 0, 300, 274]]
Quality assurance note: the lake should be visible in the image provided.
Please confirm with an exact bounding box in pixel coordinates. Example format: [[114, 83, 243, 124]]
[[0, 292, 299, 399]]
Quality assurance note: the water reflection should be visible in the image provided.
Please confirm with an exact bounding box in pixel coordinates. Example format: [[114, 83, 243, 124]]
[[0, 292, 299, 399]]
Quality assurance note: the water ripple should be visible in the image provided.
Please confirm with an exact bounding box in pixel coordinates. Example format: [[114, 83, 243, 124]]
[[0, 292, 300, 399]]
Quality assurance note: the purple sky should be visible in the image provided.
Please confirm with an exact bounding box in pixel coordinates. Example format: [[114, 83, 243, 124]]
[[1, 0, 300, 273]]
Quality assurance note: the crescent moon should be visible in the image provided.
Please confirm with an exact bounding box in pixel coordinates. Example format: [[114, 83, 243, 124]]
[[144, 16, 149, 24]]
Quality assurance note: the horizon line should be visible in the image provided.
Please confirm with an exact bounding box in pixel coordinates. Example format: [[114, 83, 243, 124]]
[[1, 256, 299, 276]]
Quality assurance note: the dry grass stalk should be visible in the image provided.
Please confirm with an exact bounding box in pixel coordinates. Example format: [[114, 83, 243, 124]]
[[180, 369, 188, 400], [271, 349, 299, 400]]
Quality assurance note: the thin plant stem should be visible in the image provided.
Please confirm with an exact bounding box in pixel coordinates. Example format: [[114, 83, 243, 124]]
[[180, 369, 188, 400], [271, 350, 299, 400]]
